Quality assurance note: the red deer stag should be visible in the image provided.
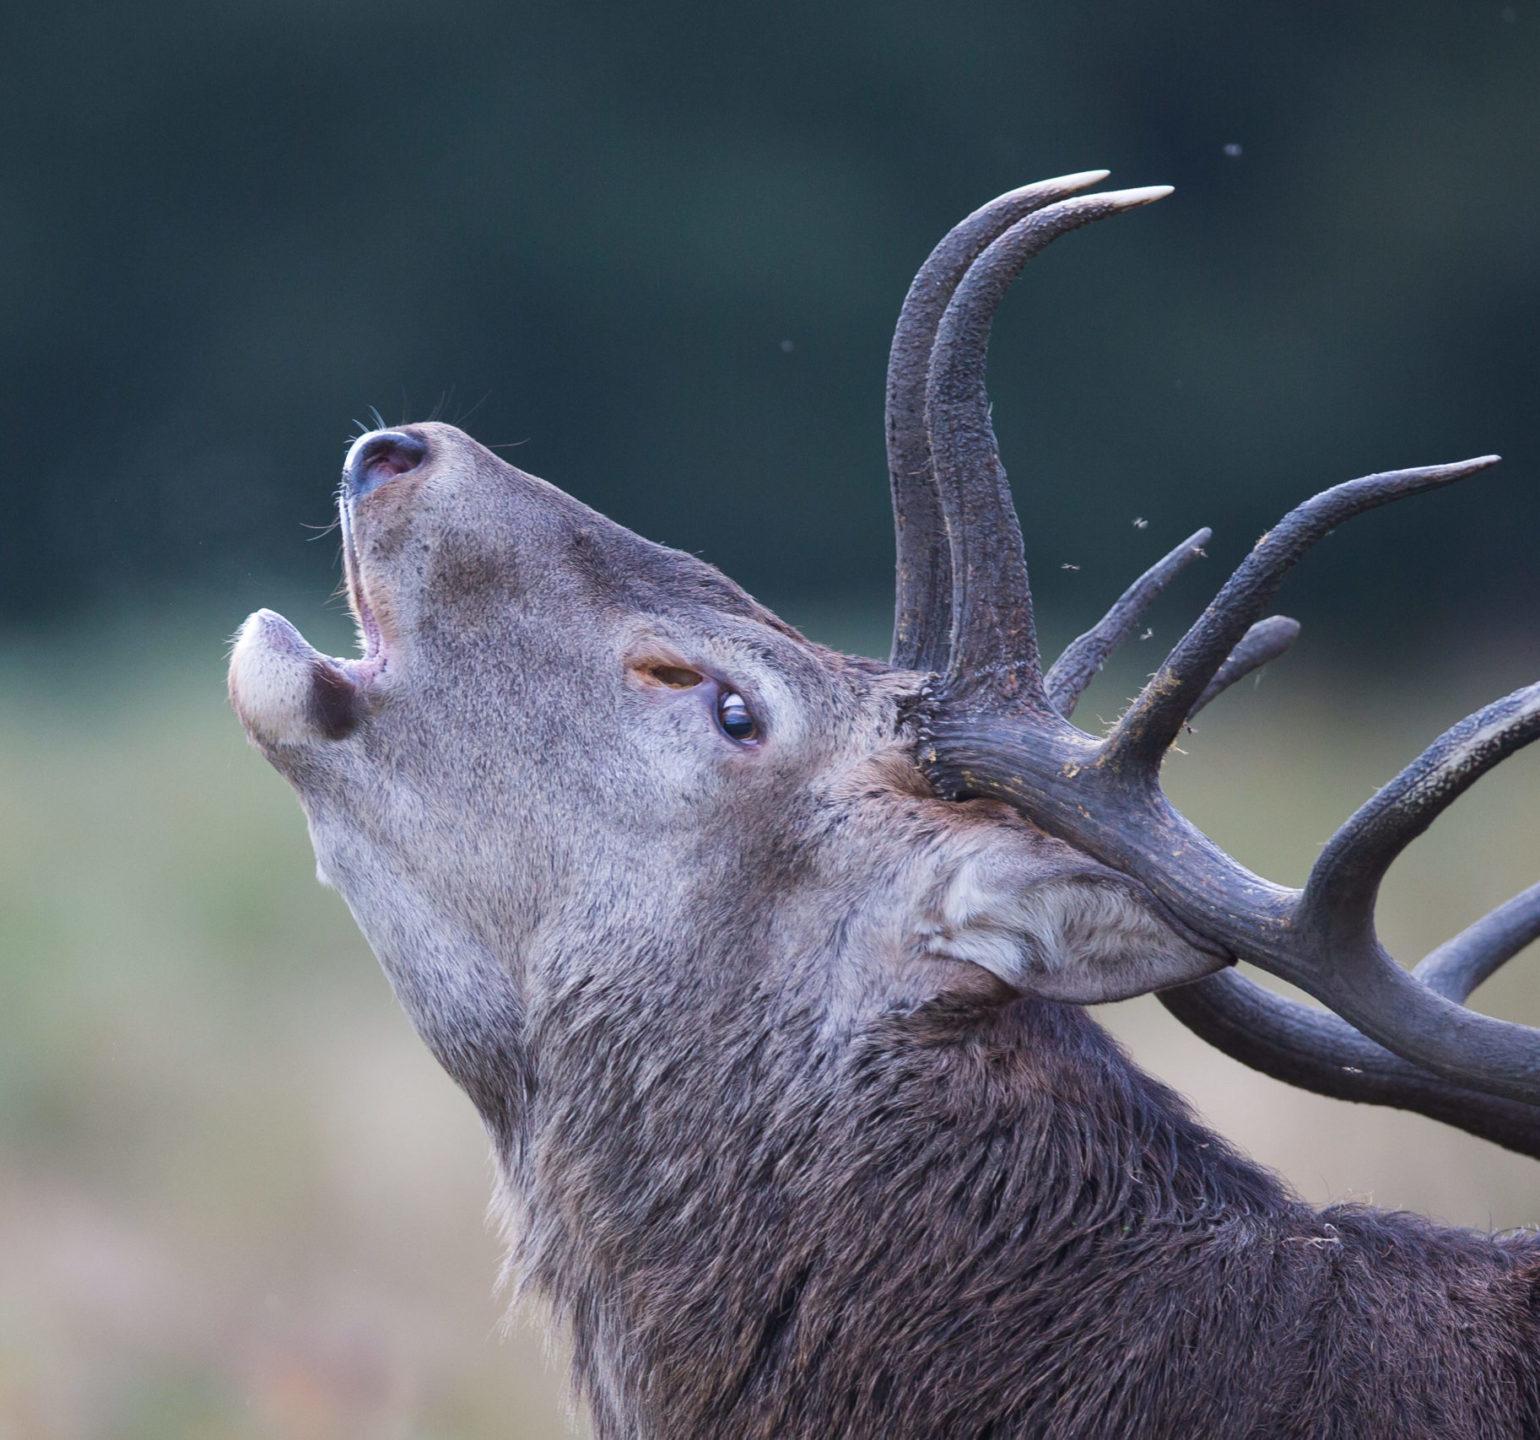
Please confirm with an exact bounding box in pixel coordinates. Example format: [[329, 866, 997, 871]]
[[230, 172, 1540, 1438]]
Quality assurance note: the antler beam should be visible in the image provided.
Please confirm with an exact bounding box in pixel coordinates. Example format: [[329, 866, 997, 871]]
[[1160, 882, 1540, 1158], [923, 187, 1174, 709], [890, 174, 1540, 1142], [887, 171, 1112, 673]]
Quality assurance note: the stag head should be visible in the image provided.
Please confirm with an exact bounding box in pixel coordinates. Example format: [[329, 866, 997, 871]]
[[229, 417, 1212, 1134], [230, 172, 1540, 1160]]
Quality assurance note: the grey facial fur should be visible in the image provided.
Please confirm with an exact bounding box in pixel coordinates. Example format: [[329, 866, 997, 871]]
[[231, 423, 1540, 1439]]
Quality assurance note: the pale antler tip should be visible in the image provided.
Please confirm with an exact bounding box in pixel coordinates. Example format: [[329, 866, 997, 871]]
[[1102, 184, 1175, 208], [1047, 168, 1112, 189], [1429, 454, 1502, 481], [995, 171, 1112, 206]]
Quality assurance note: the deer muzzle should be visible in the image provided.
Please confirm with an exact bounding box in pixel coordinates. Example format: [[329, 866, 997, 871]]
[[229, 427, 441, 749]]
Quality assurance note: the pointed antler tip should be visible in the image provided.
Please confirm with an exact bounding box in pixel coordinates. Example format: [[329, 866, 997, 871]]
[[1105, 184, 1175, 208], [998, 171, 1111, 205], [1422, 455, 1496, 483], [1378, 455, 1500, 483], [1433, 454, 1501, 478]]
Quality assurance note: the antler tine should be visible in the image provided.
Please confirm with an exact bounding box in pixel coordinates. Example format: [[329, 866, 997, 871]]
[[888, 172, 1110, 673], [1416, 882, 1540, 1002], [1045, 527, 1212, 718], [1189, 615, 1300, 718], [1160, 972, 1540, 1158], [1159, 883, 1540, 1153], [926, 186, 1173, 709], [910, 180, 1540, 1126], [930, 668, 1540, 1103], [1300, 681, 1540, 945], [1102, 457, 1502, 774]]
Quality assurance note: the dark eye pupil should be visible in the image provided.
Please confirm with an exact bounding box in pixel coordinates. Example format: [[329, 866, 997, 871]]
[[717, 690, 757, 741]]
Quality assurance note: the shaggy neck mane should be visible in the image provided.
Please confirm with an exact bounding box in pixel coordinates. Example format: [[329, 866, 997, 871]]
[[497, 964, 1540, 1440]]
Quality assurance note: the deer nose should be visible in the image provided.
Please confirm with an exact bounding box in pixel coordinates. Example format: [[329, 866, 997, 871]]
[[344, 430, 428, 498]]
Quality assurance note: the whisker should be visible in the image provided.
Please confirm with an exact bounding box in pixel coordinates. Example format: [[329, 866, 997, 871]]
[[455, 389, 494, 427], [302, 515, 343, 541]]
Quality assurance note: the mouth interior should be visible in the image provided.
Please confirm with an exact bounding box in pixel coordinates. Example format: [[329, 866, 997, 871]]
[[338, 497, 386, 675]]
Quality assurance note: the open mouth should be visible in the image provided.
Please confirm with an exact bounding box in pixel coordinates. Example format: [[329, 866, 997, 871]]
[[230, 427, 430, 748], [225, 494, 388, 749], [331, 428, 430, 685], [338, 494, 388, 682]]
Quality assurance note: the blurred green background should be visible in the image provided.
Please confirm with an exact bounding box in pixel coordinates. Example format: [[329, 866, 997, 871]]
[[3, 2, 1538, 1436]]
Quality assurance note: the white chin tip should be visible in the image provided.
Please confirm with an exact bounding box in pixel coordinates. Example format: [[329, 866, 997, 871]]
[[228, 610, 331, 747]]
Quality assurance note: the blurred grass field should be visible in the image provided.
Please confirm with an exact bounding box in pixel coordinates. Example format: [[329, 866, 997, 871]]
[[1, 609, 1537, 1438]]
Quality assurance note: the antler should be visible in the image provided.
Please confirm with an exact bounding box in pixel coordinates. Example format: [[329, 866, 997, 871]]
[[887, 171, 1112, 672], [888, 177, 1540, 1154], [1160, 886, 1540, 1158]]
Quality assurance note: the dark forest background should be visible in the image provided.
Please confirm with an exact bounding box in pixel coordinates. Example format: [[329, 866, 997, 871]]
[[5, 1, 1538, 665]]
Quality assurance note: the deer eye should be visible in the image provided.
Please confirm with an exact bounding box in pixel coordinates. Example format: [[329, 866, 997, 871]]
[[715, 690, 758, 743]]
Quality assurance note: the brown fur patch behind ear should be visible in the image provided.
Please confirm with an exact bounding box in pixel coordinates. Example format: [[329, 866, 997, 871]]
[[863, 748, 937, 800]]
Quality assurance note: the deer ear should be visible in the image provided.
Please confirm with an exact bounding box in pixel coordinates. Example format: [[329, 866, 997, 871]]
[[920, 821, 1227, 1004]]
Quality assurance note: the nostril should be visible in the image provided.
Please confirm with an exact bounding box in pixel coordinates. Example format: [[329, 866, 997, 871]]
[[345, 430, 428, 497]]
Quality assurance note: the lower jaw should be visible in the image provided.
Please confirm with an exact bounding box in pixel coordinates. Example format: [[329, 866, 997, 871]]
[[230, 608, 379, 748]]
